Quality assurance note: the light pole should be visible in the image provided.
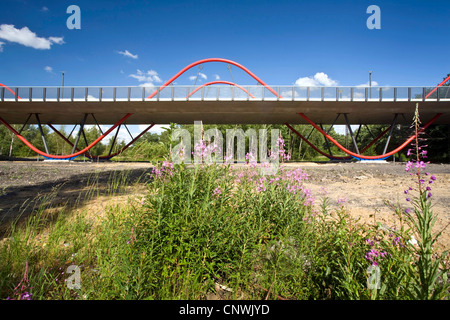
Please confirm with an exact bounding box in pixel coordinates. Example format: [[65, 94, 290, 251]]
[[369, 71, 373, 99], [61, 71, 65, 99]]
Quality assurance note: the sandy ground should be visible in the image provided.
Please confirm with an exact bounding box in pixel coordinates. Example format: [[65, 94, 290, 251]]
[[297, 162, 450, 253], [0, 159, 449, 252]]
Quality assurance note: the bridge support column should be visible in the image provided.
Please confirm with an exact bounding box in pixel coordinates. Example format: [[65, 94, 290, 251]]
[[72, 113, 88, 155]]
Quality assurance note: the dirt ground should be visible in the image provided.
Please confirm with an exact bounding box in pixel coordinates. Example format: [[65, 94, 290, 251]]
[[0, 158, 449, 252]]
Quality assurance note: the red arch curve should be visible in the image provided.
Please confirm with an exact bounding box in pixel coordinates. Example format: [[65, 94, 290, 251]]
[[147, 58, 281, 99], [0, 113, 133, 159], [298, 112, 442, 160], [186, 81, 256, 99], [285, 122, 393, 160], [425, 74, 450, 99], [0, 83, 22, 99]]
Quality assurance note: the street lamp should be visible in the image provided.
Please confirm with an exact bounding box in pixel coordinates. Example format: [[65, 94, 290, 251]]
[[369, 71, 373, 99], [61, 71, 65, 99]]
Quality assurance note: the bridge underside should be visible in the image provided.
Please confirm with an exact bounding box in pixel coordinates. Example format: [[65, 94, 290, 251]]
[[0, 100, 449, 125]]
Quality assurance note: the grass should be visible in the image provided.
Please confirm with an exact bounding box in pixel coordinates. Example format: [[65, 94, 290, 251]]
[[0, 155, 448, 300], [1, 113, 450, 301]]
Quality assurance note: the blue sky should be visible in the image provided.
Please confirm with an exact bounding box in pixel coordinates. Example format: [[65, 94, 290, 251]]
[[0, 0, 449, 137]]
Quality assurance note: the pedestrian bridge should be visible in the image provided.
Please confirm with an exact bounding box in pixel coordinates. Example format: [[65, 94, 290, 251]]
[[1, 84, 449, 125], [0, 57, 449, 160]]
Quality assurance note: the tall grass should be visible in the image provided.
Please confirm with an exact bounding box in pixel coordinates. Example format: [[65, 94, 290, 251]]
[[0, 145, 448, 299]]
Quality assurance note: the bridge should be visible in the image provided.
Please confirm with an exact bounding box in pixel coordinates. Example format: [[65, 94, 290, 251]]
[[0, 58, 449, 161]]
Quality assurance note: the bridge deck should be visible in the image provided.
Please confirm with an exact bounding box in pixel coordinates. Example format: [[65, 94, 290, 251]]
[[1, 85, 449, 125], [0, 100, 449, 125]]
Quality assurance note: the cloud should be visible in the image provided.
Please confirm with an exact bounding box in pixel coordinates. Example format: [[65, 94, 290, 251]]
[[129, 69, 162, 88], [138, 82, 156, 89], [0, 41, 4, 52], [356, 80, 379, 87], [295, 72, 338, 87], [118, 49, 138, 59], [189, 72, 207, 81], [48, 36, 64, 45], [41, 6, 49, 12], [44, 66, 53, 73], [214, 74, 220, 80], [0, 24, 64, 50]]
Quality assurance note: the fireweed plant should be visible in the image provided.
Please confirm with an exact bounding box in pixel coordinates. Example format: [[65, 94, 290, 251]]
[[400, 104, 449, 299]]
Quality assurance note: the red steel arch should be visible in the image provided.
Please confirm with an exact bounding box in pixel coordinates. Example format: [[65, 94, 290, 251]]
[[298, 112, 442, 160], [147, 58, 281, 99], [0, 83, 21, 99], [0, 113, 133, 159]]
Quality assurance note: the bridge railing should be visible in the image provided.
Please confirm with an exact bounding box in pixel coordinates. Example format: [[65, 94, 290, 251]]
[[1, 85, 449, 102]]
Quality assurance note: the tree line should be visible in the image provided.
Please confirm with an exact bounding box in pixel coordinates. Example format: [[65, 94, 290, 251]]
[[1, 121, 447, 162]]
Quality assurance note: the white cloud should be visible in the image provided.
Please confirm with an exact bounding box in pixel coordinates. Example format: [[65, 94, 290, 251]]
[[356, 80, 379, 87], [118, 49, 138, 59], [44, 66, 53, 73], [48, 36, 64, 45], [295, 72, 338, 87], [0, 41, 4, 52], [138, 82, 156, 88], [0, 24, 64, 50], [41, 6, 49, 12], [214, 74, 220, 80], [189, 72, 207, 81], [129, 69, 162, 88]]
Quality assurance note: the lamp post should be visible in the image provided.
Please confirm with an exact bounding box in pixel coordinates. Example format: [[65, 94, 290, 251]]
[[61, 71, 65, 99], [369, 71, 373, 99]]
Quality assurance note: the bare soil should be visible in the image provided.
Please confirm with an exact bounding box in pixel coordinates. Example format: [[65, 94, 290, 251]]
[[297, 161, 450, 253], [0, 159, 449, 252]]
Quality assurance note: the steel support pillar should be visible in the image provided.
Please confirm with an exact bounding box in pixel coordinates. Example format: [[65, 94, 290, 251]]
[[9, 113, 32, 157], [34, 114, 49, 154], [382, 114, 398, 155], [108, 124, 122, 156], [72, 113, 88, 154], [343, 114, 360, 154]]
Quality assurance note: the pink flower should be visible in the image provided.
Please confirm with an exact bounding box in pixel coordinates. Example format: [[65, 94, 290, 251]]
[[415, 161, 426, 169], [405, 161, 413, 172]]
